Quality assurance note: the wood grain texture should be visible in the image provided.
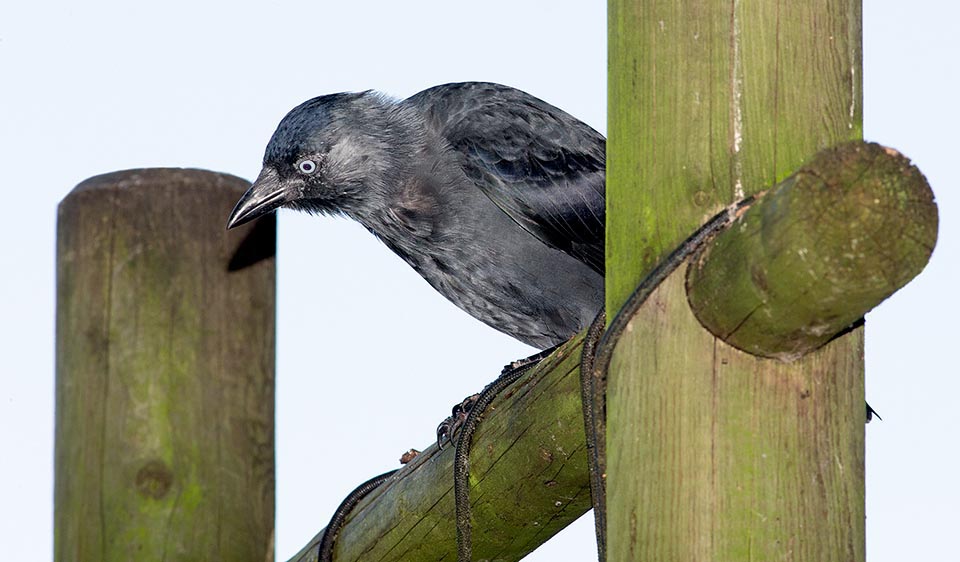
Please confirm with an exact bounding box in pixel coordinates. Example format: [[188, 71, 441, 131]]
[[608, 0, 867, 560], [287, 335, 592, 562], [607, 271, 865, 561], [607, 0, 863, 311], [55, 169, 276, 562]]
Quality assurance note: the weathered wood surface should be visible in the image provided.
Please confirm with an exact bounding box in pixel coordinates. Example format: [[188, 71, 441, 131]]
[[608, 269, 866, 561], [687, 142, 937, 359], [287, 334, 593, 562], [606, 0, 871, 560], [55, 169, 276, 561]]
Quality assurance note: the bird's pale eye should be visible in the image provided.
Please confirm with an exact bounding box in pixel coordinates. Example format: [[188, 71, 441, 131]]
[[297, 158, 318, 175]]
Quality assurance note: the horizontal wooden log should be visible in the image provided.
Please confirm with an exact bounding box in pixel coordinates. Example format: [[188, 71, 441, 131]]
[[686, 141, 938, 360], [287, 334, 591, 562]]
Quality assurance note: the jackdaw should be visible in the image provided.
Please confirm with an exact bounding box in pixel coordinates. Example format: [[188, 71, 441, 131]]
[[227, 82, 605, 350]]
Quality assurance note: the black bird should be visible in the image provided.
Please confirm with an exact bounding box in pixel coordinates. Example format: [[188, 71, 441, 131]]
[[227, 82, 605, 350], [226, 83, 877, 562]]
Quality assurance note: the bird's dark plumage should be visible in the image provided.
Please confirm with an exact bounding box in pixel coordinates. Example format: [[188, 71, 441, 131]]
[[228, 82, 605, 349], [409, 84, 606, 275]]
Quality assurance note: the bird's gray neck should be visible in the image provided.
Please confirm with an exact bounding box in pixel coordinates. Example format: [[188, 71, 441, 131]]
[[344, 99, 462, 249]]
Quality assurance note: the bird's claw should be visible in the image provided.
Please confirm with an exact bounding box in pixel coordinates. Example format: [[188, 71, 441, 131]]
[[437, 393, 479, 449], [438, 349, 556, 449]]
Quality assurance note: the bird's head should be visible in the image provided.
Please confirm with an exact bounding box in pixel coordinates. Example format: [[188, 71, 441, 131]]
[[227, 91, 413, 229]]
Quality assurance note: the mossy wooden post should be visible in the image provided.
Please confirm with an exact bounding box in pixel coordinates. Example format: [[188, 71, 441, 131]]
[[607, 0, 866, 560], [286, 335, 594, 562], [55, 169, 276, 561]]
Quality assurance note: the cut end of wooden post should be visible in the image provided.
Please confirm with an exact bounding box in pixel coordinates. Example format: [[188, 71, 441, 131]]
[[686, 141, 938, 360]]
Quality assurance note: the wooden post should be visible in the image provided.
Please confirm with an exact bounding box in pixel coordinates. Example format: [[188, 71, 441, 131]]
[[287, 335, 593, 562], [55, 169, 276, 561], [607, 0, 867, 560]]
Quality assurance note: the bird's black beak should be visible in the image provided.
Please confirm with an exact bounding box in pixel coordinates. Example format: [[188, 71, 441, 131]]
[[226, 167, 294, 229]]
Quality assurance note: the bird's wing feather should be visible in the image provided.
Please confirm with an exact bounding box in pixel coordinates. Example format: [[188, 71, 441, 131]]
[[408, 83, 606, 274]]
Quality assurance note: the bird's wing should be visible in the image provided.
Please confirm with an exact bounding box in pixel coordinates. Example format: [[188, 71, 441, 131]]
[[408, 83, 606, 274]]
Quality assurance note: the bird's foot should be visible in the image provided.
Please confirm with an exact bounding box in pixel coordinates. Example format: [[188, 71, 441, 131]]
[[437, 345, 561, 449], [437, 394, 479, 450]]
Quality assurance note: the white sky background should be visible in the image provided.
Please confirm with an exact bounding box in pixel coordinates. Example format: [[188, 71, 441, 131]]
[[0, 1, 956, 560]]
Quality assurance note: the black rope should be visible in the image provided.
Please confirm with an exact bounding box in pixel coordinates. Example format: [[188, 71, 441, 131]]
[[318, 469, 399, 561], [578, 310, 607, 561], [579, 199, 756, 561], [453, 359, 541, 562]]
